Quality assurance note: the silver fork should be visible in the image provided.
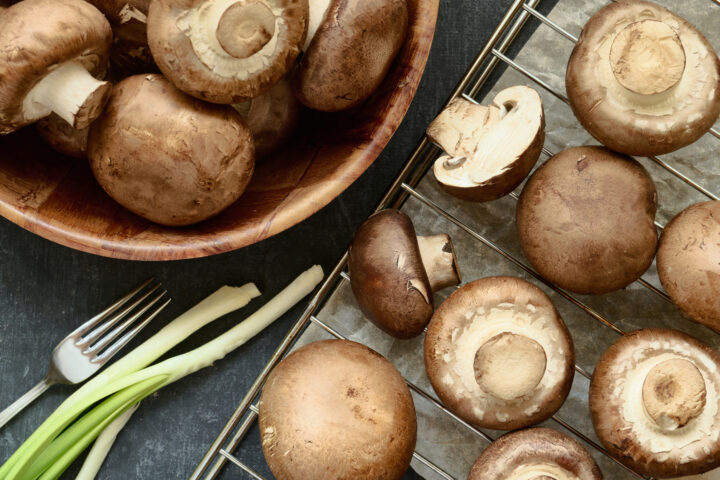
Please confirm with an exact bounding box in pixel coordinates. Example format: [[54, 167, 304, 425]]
[[0, 279, 170, 429]]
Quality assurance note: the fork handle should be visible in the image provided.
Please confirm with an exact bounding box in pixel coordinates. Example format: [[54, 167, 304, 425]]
[[0, 377, 53, 429]]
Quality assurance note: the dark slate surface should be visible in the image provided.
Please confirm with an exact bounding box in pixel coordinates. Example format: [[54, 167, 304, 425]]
[[0, 1, 553, 478]]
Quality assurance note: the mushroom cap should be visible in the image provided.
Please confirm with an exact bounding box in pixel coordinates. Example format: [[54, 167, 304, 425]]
[[0, 0, 112, 134], [516, 146, 658, 295], [657, 201, 720, 333], [292, 0, 408, 112], [565, 0, 720, 157], [590, 328, 720, 477], [35, 114, 89, 159], [428, 86, 545, 202], [88, 74, 254, 226], [147, 0, 308, 104], [349, 209, 434, 339], [259, 339, 417, 480], [424, 276, 575, 431], [233, 76, 301, 159], [468, 428, 603, 479]]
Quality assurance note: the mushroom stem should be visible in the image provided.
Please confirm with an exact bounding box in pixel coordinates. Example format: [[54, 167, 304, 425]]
[[303, 0, 332, 51], [642, 358, 706, 430], [416, 234, 461, 291], [216, 0, 275, 59], [22, 61, 111, 129]]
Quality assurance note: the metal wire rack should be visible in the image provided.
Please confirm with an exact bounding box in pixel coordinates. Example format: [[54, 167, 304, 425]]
[[190, 0, 720, 478]]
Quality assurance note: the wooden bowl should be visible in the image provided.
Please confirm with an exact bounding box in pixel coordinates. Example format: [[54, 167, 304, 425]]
[[0, 0, 438, 260]]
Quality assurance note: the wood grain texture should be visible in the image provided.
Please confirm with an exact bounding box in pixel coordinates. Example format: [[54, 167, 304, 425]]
[[0, 0, 438, 260]]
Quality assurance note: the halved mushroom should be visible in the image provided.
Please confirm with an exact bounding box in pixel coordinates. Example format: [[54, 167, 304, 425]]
[[516, 146, 658, 295], [292, 0, 408, 112], [232, 77, 302, 159], [88, 0, 155, 73], [590, 328, 720, 477], [348, 209, 461, 339], [657, 201, 720, 333], [147, 0, 308, 104], [259, 339, 417, 480], [0, 0, 112, 134], [566, 0, 720, 157], [424, 276, 574, 431], [427, 86, 545, 202], [468, 428, 603, 479], [88, 74, 254, 226], [35, 114, 89, 159]]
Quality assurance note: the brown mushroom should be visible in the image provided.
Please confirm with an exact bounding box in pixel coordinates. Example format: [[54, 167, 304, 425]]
[[232, 76, 302, 159], [348, 209, 461, 339], [657, 201, 720, 333], [590, 328, 720, 477], [292, 0, 408, 112], [566, 0, 720, 157], [516, 146, 658, 295], [88, 74, 254, 226], [147, 0, 308, 104], [88, 0, 155, 73], [468, 428, 603, 479], [427, 86, 545, 202], [35, 114, 89, 159], [0, 0, 112, 134], [424, 276, 575, 431], [259, 339, 417, 480]]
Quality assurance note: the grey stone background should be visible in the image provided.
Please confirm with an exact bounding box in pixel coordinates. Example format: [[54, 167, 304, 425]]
[[0, 1, 556, 478]]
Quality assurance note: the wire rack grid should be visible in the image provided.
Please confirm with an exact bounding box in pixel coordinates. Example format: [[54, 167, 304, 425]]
[[190, 0, 720, 478]]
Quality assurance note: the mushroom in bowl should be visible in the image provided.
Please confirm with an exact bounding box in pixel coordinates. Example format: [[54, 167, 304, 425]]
[[0, 0, 113, 133], [468, 428, 603, 479], [657, 201, 720, 334], [88, 74, 254, 226], [293, 0, 409, 112], [147, 0, 309, 104], [348, 209, 461, 339], [516, 146, 658, 295], [424, 276, 575, 431], [590, 328, 720, 477], [426, 86, 545, 202], [259, 339, 417, 480], [35, 114, 89, 160], [565, 0, 720, 157]]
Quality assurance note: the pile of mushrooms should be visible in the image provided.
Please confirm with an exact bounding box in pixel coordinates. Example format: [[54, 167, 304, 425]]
[[424, 276, 575, 430], [348, 209, 461, 338], [566, 0, 720, 156], [427, 85, 545, 202], [468, 428, 602, 479], [259, 339, 417, 480], [591, 328, 720, 477], [0, 0, 411, 227], [516, 146, 658, 295]]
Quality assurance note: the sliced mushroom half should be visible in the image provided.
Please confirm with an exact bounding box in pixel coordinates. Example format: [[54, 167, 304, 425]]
[[348, 209, 461, 339], [427, 86, 545, 202], [468, 428, 603, 479], [0, 0, 112, 133], [424, 276, 574, 431], [658, 201, 720, 333], [147, 0, 309, 104], [566, 0, 720, 156], [590, 328, 720, 477]]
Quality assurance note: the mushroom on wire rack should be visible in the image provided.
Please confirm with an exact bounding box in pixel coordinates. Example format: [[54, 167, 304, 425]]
[[591, 328, 720, 477], [657, 201, 720, 333], [0, 0, 112, 134], [424, 276, 575, 431], [348, 209, 461, 339], [468, 428, 603, 479], [565, 0, 720, 157], [88, 74, 255, 226], [259, 339, 417, 480], [427, 85, 545, 202], [516, 146, 658, 295]]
